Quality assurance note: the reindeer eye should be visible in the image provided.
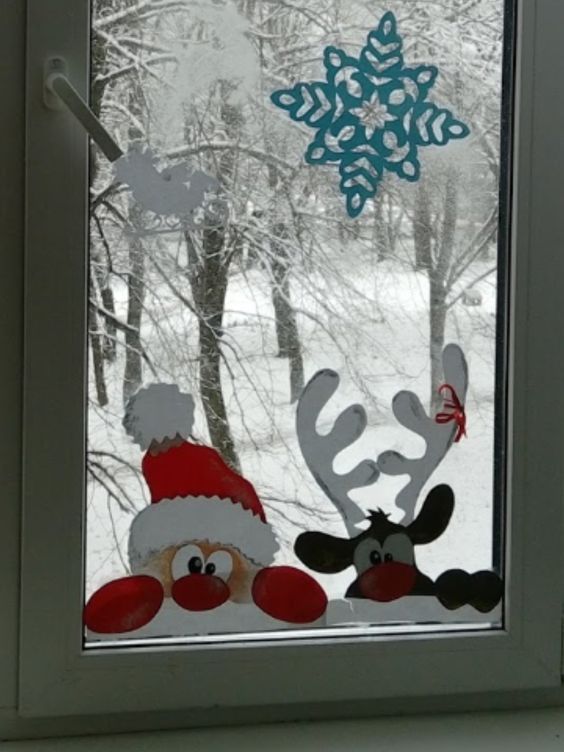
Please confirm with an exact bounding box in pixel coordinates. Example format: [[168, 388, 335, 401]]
[[384, 552, 394, 562], [354, 538, 383, 572], [370, 550, 382, 565]]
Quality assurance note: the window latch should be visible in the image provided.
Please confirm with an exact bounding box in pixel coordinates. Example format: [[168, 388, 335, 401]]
[[43, 57, 123, 163]]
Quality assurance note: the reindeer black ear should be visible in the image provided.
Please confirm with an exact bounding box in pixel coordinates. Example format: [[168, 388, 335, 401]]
[[294, 531, 356, 573], [407, 484, 454, 545]]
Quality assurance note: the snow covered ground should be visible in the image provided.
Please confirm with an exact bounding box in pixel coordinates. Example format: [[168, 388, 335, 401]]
[[86, 242, 499, 639]]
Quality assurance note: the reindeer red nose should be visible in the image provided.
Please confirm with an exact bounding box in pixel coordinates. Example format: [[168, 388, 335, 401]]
[[171, 575, 230, 611], [357, 562, 417, 602]]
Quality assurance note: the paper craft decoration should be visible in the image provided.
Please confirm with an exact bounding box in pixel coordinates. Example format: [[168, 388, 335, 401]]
[[377, 344, 468, 521], [44, 65, 219, 226], [84, 383, 327, 634], [295, 484, 502, 612], [271, 11, 470, 218], [294, 343, 502, 613], [114, 146, 220, 226]]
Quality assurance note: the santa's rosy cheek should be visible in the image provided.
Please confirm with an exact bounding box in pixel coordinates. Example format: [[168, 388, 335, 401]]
[[83, 575, 164, 633], [171, 574, 230, 611], [356, 562, 417, 602]]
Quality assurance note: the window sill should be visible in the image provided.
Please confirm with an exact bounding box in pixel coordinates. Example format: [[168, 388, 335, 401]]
[[3, 706, 564, 751]]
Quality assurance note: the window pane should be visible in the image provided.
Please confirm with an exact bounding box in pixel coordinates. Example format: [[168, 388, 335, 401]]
[[85, 0, 511, 644]]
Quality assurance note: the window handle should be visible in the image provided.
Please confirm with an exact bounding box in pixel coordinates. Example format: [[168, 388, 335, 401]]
[[43, 57, 123, 163]]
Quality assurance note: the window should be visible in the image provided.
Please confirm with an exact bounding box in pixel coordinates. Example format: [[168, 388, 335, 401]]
[[85, 0, 507, 645], [8, 0, 564, 734]]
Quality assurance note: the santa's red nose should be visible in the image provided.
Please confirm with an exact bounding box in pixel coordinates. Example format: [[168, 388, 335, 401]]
[[171, 574, 230, 611], [357, 562, 417, 602]]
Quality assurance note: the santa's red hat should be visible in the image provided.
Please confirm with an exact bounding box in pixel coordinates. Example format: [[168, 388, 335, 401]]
[[125, 384, 279, 570]]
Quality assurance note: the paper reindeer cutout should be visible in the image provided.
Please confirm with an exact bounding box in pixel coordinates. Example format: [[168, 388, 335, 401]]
[[271, 11, 470, 218], [294, 344, 502, 613], [377, 344, 468, 521], [297, 344, 468, 528], [84, 384, 327, 634], [296, 484, 502, 612], [114, 146, 220, 226]]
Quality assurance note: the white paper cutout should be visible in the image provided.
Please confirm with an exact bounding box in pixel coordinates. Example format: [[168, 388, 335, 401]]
[[377, 344, 469, 522], [122, 382, 195, 449], [86, 595, 499, 643], [114, 146, 219, 224], [87, 598, 327, 642], [296, 370, 380, 534], [128, 495, 280, 572], [296, 344, 468, 530], [174, 0, 260, 104]]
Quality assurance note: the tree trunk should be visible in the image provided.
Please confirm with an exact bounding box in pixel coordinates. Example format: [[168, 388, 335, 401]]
[[271, 237, 304, 403], [123, 85, 145, 406], [429, 169, 459, 411], [91, 254, 117, 362], [187, 227, 241, 472], [267, 156, 305, 403], [185, 94, 242, 470], [429, 277, 448, 413], [100, 285, 117, 361], [90, 7, 117, 364], [88, 279, 108, 407], [372, 193, 389, 261], [414, 180, 432, 272], [123, 209, 145, 405], [272, 256, 290, 358]]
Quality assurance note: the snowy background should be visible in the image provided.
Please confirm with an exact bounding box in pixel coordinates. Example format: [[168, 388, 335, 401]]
[[86, 0, 505, 630]]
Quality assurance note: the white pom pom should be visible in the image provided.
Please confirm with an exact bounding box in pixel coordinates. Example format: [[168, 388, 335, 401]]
[[123, 383, 195, 449]]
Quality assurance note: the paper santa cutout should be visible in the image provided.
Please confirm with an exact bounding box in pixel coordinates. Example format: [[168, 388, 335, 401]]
[[84, 383, 327, 634], [123, 384, 278, 572]]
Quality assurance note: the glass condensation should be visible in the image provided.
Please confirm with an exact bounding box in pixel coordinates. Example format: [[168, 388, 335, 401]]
[[85, 0, 509, 644]]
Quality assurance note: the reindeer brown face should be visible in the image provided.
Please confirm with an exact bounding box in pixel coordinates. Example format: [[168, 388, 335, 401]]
[[295, 485, 454, 602]]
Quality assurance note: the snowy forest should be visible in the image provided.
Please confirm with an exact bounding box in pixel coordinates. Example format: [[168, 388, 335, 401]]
[[86, 0, 506, 609]]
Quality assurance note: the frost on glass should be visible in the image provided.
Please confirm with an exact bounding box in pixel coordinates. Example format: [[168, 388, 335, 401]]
[[86, 0, 507, 643]]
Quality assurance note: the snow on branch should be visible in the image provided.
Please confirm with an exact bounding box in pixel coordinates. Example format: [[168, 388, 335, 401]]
[[377, 344, 469, 523], [167, 142, 296, 174], [93, 0, 186, 31]]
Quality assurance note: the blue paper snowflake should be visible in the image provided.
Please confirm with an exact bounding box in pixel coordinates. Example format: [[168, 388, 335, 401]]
[[271, 12, 470, 218]]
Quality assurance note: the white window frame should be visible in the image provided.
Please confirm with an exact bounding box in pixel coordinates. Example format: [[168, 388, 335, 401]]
[[8, 0, 564, 733]]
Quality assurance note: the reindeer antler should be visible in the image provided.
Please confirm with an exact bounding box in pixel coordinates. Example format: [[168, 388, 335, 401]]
[[377, 344, 469, 523], [296, 369, 381, 535]]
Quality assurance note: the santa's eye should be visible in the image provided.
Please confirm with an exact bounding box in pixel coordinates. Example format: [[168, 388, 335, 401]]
[[188, 556, 203, 574], [205, 550, 233, 582], [171, 544, 205, 580]]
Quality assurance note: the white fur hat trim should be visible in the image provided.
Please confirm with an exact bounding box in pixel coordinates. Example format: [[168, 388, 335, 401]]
[[128, 495, 279, 570]]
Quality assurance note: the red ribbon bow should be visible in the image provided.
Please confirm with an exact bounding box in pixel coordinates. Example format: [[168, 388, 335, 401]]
[[435, 383, 467, 442]]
